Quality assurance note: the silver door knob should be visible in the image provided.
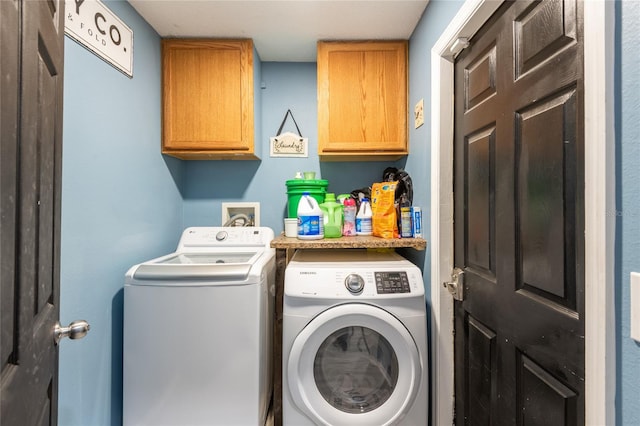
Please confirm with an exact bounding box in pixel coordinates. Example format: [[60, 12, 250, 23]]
[[54, 320, 90, 344]]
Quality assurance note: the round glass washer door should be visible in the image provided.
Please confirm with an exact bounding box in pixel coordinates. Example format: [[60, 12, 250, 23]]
[[287, 303, 422, 426]]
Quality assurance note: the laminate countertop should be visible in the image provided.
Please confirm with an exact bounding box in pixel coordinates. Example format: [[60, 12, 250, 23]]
[[270, 233, 426, 250]]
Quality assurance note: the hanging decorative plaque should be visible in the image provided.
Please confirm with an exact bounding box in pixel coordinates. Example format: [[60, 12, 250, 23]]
[[270, 110, 308, 157]]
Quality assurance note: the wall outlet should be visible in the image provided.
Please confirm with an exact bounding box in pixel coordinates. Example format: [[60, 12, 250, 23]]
[[221, 202, 260, 226], [414, 99, 425, 129]]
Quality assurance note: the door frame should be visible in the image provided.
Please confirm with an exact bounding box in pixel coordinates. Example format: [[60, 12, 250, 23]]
[[429, 1, 616, 425]]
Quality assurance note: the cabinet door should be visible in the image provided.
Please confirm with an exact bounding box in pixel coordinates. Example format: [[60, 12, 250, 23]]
[[162, 39, 256, 160], [317, 41, 408, 161]]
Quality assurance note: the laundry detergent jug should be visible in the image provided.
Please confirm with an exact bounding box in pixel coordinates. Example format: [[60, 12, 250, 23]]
[[320, 193, 343, 238], [297, 192, 324, 239]]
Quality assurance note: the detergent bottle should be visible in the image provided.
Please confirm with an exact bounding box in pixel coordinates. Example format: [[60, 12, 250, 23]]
[[319, 193, 343, 238], [342, 198, 357, 236], [297, 192, 324, 239], [356, 198, 373, 236], [400, 193, 413, 238]]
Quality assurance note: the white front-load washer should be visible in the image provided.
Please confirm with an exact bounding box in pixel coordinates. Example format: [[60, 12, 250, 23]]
[[283, 249, 428, 426], [123, 227, 275, 426]]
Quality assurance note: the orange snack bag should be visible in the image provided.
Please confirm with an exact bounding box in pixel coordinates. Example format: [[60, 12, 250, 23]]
[[371, 181, 399, 239]]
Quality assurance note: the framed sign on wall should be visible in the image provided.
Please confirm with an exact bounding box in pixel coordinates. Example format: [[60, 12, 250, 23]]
[[64, 0, 133, 77]]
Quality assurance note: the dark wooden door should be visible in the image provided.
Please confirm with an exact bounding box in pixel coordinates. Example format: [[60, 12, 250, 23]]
[[453, 0, 584, 424], [1, 0, 65, 424]]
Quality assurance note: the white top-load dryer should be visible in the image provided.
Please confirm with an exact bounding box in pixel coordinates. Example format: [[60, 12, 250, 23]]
[[283, 249, 428, 426], [123, 227, 275, 426]]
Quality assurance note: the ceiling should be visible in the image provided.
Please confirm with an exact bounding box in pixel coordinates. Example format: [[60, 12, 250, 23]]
[[127, 0, 430, 62]]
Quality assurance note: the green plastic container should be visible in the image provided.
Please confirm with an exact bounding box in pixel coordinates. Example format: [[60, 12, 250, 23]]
[[286, 179, 328, 218], [320, 193, 343, 238]]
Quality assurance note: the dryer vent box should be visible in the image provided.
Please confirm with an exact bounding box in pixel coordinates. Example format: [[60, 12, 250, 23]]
[[222, 202, 260, 227]]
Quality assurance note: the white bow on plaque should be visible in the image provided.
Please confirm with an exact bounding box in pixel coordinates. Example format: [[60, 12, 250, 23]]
[[269, 109, 308, 157]]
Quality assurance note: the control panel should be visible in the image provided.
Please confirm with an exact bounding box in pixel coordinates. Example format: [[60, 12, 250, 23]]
[[375, 271, 411, 294], [341, 271, 412, 294], [177, 227, 272, 249], [286, 268, 421, 298], [284, 249, 424, 299]]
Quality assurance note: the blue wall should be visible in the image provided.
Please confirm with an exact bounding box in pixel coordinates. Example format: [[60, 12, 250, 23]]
[[182, 61, 405, 231], [58, 0, 640, 424], [404, 0, 465, 293], [616, 0, 640, 424], [182, 0, 465, 306], [59, 1, 183, 425]]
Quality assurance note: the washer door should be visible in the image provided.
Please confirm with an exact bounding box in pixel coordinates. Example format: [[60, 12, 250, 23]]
[[288, 303, 422, 426]]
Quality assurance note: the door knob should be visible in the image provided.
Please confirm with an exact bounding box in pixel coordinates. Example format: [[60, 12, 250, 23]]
[[443, 267, 465, 301], [54, 320, 90, 344]]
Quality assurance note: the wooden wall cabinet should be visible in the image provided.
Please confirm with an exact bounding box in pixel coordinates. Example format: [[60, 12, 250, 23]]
[[317, 41, 408, 161], [162, 39, 257, 160]]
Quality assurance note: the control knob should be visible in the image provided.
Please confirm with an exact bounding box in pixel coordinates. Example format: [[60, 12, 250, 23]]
[[344, 274, 365, 294]]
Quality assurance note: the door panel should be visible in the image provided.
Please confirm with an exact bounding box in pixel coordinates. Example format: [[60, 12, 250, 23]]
[[514, 0, 577, 79], [465, 45, 496, 110], [517, 88, 578, 309], [464, 315, 497, 426], [466, 126, 496, 276], [517, 352, 578, 426], [454, 1, 584, 425], [1, 0, 65, 424]]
